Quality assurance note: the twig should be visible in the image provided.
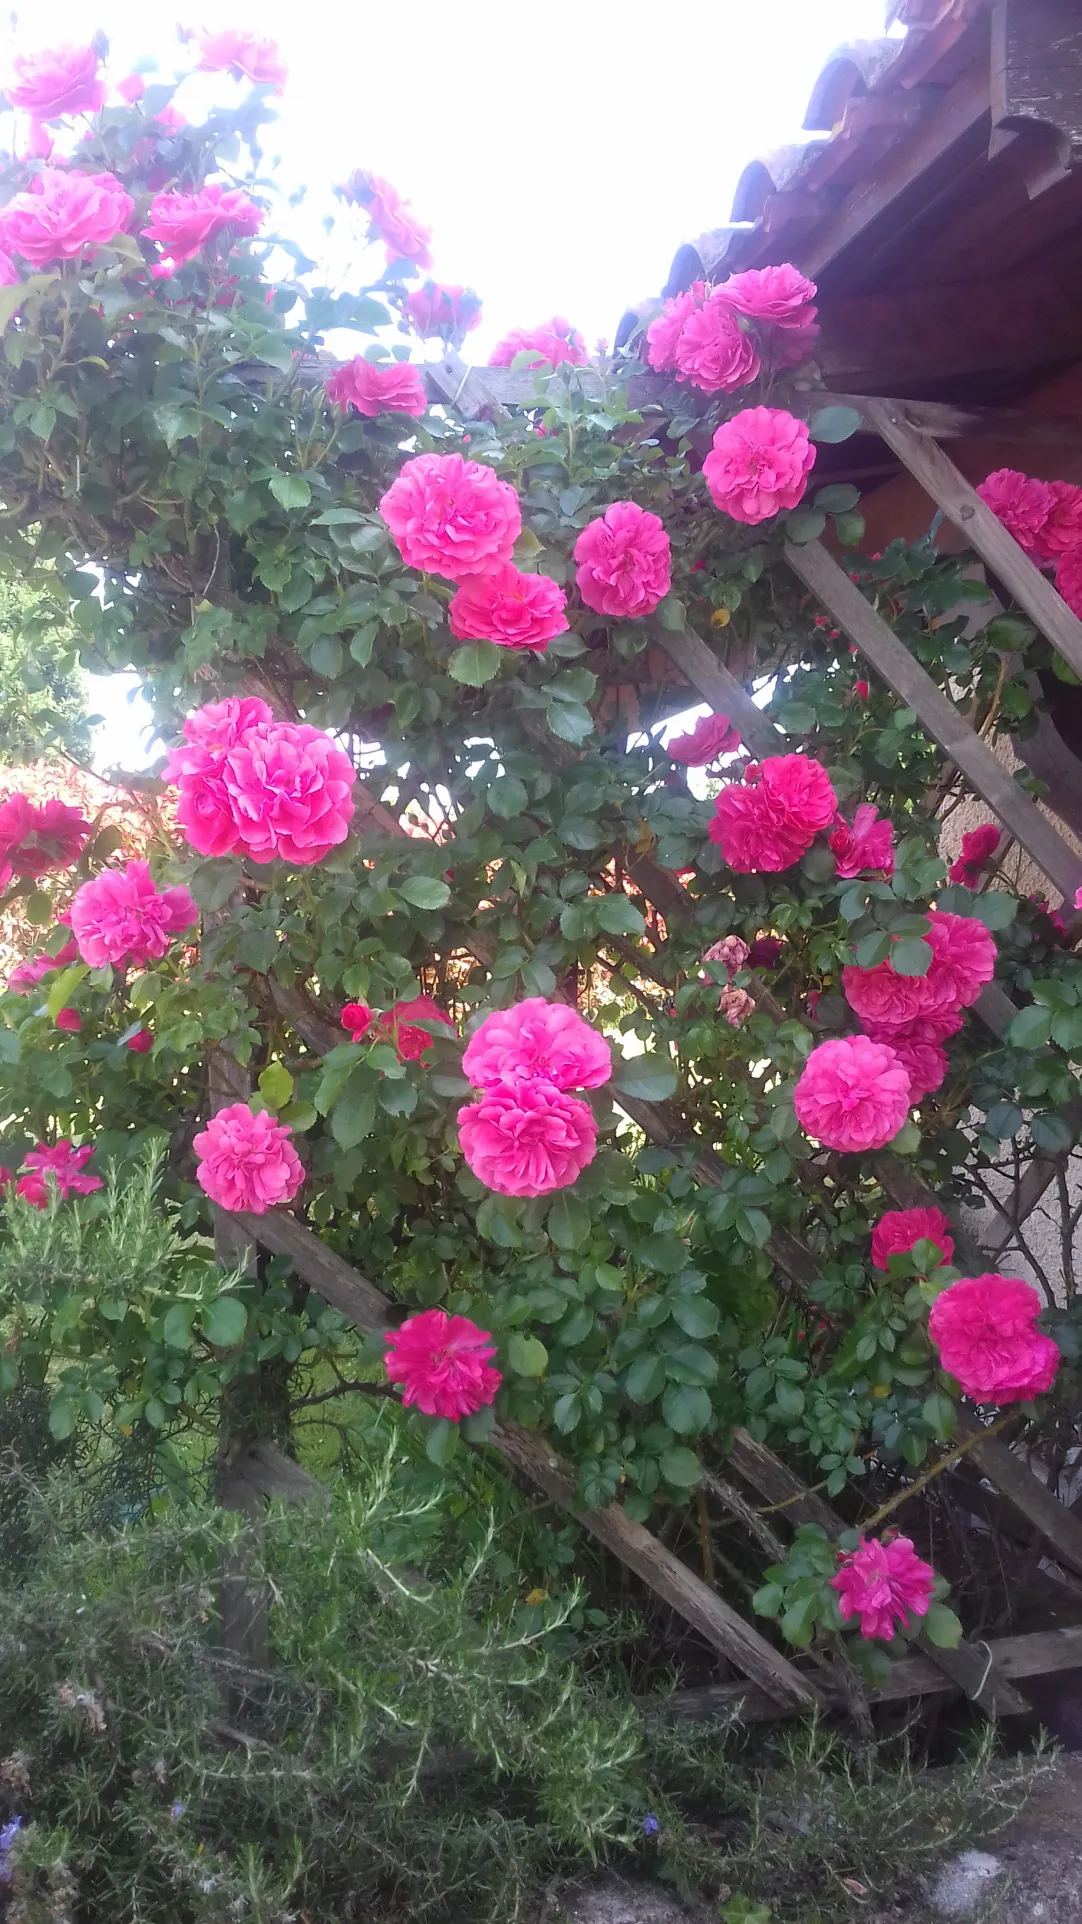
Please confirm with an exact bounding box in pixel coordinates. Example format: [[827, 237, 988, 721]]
[[860, 1413, 1015, 1534], [289, 1380, 401, 1411]]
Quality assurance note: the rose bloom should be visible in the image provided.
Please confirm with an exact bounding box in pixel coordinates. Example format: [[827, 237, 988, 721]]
[[0, 249, 17, 287], [829, 803, 895, 879], [703, 407, 816, 524], [667, 712, 740, 765], [928, 1274, 1060, 1403], [463, 998, 611, 1092], [326, 357, 427, 419], [709, 783, 810, 873], [142, 183, 263, 275], [380, 452, 521, 581], [383, 1307, 501, 1421], [976, 468, 1057, 555], [7, 43, 104, 118], [794, 1035, 911, 1152], [0, 793, 90, 882], [20, 1139, 101, 1204], [488, 317, 588, 368], [70, 860, 197, 969], [127, 1028, 153, 1053], [380, 996, 453, 1062], [865, 1026, 948, 1102], [673, 291, 761, 393], [222, 721, 356, 865], [646, 281, 708, 372], [718, 984, 755, 1027], [116, 72, 145, 103], [449, 563, 568, 652], [749, 935, 784, 969], [0, 168, 133, 268], [702, 934, 749, 976], [458, 1080, 597, 1196], [193, 1102, 304, 1215], [871, 1206, 955, 1272], [924, 909, 997, 1009], [573, 502, 672, 618], [172, 695, 274, 760], [830, 1536, 935, 1641], [1055, 544, 1082, 619], [721, 263, 818, 333], [759, 754, 837, 837], [347, 171, 433, 270], [193, 28, 288, 89], [54, 1008, 81, 1033], [1036, 481, 1082, 561], [842, 956, 933, 1032], [948, 821, 1001, 884], [405, 281, 482, 340], [168, 754, 240, 858], [7, 938, 78, 993], [341, 1001, 373, 1042]]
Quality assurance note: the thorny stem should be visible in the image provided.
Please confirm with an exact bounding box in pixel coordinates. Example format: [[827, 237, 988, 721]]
[[859, 1411, 1015, 1534]]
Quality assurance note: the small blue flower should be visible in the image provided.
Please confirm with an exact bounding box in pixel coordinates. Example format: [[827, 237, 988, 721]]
[[0, 1815, 22, 1880], [642, 1813, 660, 1837], [170, 1802, 185, 1820]]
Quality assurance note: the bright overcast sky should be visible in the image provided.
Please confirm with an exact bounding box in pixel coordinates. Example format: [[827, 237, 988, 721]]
[[8, 0, 894, 766]]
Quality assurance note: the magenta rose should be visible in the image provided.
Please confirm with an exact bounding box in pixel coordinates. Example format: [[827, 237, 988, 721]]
[[70, 860, 197, 969], [666, 712, 740, 765], [488, 317, 587, 368], [1056, 545, 1082, 618], [19, 1138, 101, 1203], [924, 909, 997, 1009], [326, 357, 427, 419], [142, 184, 263, 276], [193, 1102, 304, 1215], [222, 722, 356, 865], [721, 264, 818, 332], [448, 563, 568, 652], [793, 1035, 911, 1152], [830, 1536, 934, 1641], [384, 1307, 501, 1421], [865, 1027, 948, 1102], [673, 291, 760, 394], [842, 957, 934, 1032], [463, 998, 611, 1093], [708, 784, 809, 873], [928, 1274, 1060, 1404], [0, 249, 17, 287], [458, 1080, 597, 1196], [976, 468, 1057, 556], [574, 502, 671, 619], [1038, 481, 1082, 560], [829, 803, 894, 879], [948, 822, 1001, 886], [703, 407, 816, 524], [7, 43, 104, 118], [405, 281, 483, 341], [871, 1206, 954, 1272], [193, 28, 287, 88], [164, 698, 275, 859], [646, 282, 708, 373], [380, 453, 521, 581], [345, 172, 433, 270], [0, 168, 133, 268]]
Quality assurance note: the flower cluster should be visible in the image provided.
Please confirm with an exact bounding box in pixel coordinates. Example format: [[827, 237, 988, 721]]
[[457, 999, 609, 1196], [6, 1138, 102, 1209], [0, 792, 89, 889], [842, 911, 996, 1100], [647, 264, 817, 393], [830, 1535, 935, 1641], [488, 317, 587, 368], [928, 1273, 1060, 1404], [0, 166, 132, 268], [709, 754, 837, 873], [193, 1102, 304, 1215], [978, 466, 1082, 616], [341, 995, 453, 1060], [383, 1306, 501, 1420], [164, 698, 356, 865]]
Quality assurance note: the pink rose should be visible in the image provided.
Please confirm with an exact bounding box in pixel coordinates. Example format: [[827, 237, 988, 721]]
[[667, 712, 740, 765], [341, 1002, 373, 1042], [708, 784, 809, 873], [948, 822, 1000, 885], [865, 1027, 948, 1102], [0, 249, 18, 287], [718, 984, 754, 1027], [193, 29, 288, 89], [141, 184, 263, 275], [19, 1138, 101, 1205], [7, 44, 104, 118], [116, 73, 146, 104], [760, 754, 836, 836], [379, 996, 453, 1062], [673, 291, 760, 394], [977, 468, 1057, 556], [458, 1080, 597, 1196], [448, 563, 568, 652], [174, 696, 275, 758], [326, 357, 428, 419], [7, 941, 77, 993], [0, 793, 89, 878], [154, 103, 186, 135], [871, 1206, 954, 1272], [70, 860, 197, 969], [721, 263, 818, 334], [0, 168, 133, 268], [405, 281, 483, 341], [221, 722, 356, 866], [573, 502, 671, 619], [794, 1035, 911, 1152], [126, 1028, 153, 1052], [924, 909, 996, 1008], [488, 317, 588, 368], [383, 1307, 501, 1420], [54, 1008, 81, 1033], [842, 956, 934, 1032], [1037, 481, 1082, 560], [829, 804, 895, 879], [702, 935, 750, 976], [646, 282, 708, 372], [463, 998, 611, 1092], [380, 453, 521, 581], [345, 171, 433, 270], [928, 1274, 1060, 1404], [168, 753, 241, 858], [703, 407, 816, 524], [1055, 544, 1082, 619], [830, 1536, 934, 1641], [193, 1102, 304, 1215]]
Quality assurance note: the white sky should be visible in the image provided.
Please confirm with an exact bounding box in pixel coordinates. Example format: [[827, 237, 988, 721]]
[[10, 0, 893, 768]]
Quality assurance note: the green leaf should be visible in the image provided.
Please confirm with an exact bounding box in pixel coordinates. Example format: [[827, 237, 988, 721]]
[[508, 1334, 548, 1377], [49, 1397, 75, 1440], [28, 403, 55, 442], [1008, 1005, 1053, 1050], [448, 641, 502, 685], [486, 776, 528, 819], [923, 1602, 963, 1649], [547, 1192, 592, 1250], [425, 1417, 459, 1466], [659, 1446, 702, 1488], [834, 511, 866, 549], [269, 472, 312, 511], [202, 1296, 248, 1348], [968, 890, 1017, 931], [546, 701, 594, 744], [808, 405, 863, 443], [890, 938, 932, 978], [785, 508, 827, 545], [662, 1383, 712, 1435], [398, 875, 451, 910], [45, 963, 89, 1019], [309, 633, 344, 678], [258, 1062, 294, 1111], [983, 1100, 1024, 1139], [162, 1302, 196, 1351], [670, 1295, 720, 1339], [813, 483, 860, 513], [625, 1353, 667, 1403], [612, 1056, 678, 1102], [595, 894, 646, 937], [655, 595, 686, 631], [1031, 1111, 1075, 1154], [331, 1074, 377, 1149]]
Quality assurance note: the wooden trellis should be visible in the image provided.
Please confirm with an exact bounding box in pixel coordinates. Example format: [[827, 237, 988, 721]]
[[211, 360, 1082, 1725]]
